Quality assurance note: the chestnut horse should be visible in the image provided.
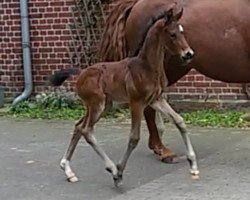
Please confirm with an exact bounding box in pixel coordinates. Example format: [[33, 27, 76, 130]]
[[49, 6, 198, 186], [99, 0, 250, 163]]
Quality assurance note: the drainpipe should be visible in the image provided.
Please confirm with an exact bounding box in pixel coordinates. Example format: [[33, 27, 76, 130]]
[[12, 0, 33, 106]]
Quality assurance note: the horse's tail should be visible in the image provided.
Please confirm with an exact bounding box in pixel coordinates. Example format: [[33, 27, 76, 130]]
[[98, 0, 139, 61], [48, 68, 80, 86]]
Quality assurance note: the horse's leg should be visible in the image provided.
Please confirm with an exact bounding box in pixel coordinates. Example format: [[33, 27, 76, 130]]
[[155, 111, 165, 138], [116, 102, 144, 186], [150, 98, 199, 178], [81, 101, 118, 184], [144, 106, 178, 163], [60, 116, 86, 182]]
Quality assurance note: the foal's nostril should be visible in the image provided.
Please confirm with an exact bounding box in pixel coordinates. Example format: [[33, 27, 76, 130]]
[[186, 52, 194, 58], [182, 51, 194, 60]]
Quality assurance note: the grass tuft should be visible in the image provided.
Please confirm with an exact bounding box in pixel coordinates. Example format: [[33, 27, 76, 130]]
[[180, 109, 245, 128], [6, 99, 250, 128]]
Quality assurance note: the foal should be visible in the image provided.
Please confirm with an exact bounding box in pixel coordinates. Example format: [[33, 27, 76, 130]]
[[49, 7, 198, 186]]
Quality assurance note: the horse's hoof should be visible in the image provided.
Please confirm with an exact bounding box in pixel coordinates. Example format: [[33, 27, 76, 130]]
[[114, 179, 123, 187], [68, 175, 79, 183], [150, 145, 178, 164], [113, 170, 123, 187], [191, 170, 200, 180], [161, 155, 179, 163], [192, 174, 200, 180], [113, 175, 123, 187]]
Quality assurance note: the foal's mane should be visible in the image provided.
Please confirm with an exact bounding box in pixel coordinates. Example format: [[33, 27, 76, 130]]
[[129, 11, 169, 57]]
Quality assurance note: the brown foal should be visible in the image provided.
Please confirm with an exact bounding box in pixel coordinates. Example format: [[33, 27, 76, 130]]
[[49, 5, 198, 186]]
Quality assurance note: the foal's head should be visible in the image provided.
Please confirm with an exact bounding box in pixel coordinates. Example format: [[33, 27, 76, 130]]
[[156, 7, 194, 62]]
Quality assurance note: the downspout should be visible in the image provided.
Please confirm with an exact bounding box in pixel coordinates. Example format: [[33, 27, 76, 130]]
[[12, 0, 33, 106]]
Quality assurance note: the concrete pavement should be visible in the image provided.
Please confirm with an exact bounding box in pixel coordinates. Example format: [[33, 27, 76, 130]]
[[0, 117, 250, 200]]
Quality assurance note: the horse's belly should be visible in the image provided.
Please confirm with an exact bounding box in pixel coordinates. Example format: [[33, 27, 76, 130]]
[[190, 33, 250, 82], [193, 61, 250, 83], [182, 0, 250, 83]]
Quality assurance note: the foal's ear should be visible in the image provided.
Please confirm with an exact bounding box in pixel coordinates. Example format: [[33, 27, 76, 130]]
[[175, 8, 183, 21], [166, 8, 174, 21]]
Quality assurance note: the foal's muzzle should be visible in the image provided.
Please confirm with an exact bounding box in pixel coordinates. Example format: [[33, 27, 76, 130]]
[[181, 49, 195, 61]]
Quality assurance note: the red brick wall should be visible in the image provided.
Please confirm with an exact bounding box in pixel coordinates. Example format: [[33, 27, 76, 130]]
[[165, 71, 247, 101], [0, 0, 248, 102], [1, 0, 75, 99]]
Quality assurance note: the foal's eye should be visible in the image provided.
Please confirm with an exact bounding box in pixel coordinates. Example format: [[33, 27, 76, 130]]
[[170, 33, 177, 38]]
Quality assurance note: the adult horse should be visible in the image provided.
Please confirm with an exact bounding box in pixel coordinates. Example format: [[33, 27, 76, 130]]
[[99, 0, 250, 163]]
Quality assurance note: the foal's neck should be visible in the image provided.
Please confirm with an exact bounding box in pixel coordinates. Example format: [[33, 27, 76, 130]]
[[138, 34, 166, 73]]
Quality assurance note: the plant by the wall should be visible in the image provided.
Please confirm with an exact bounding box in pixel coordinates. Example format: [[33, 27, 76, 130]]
[[67, 0, 107, 68]]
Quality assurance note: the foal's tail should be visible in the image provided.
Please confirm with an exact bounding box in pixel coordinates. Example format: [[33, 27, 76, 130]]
[[98, 0, 139, 61], [48, 68, 80, 86]]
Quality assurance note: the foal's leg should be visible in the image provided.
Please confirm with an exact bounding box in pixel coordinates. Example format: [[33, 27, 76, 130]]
[[81, 102, 118, 183], [60, 116, 86, 182], [116, 102, 144, 186], [155, 111, 165, 138], [150, 98, 199, 178]]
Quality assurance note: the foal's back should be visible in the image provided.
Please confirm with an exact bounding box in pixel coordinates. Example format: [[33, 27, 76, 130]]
[[75, 56, 165, 105], [76, 59, 131, 103]]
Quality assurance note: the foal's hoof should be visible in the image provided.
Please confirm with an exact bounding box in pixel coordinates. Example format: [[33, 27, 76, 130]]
[[190, 170, 200, 180], [113, 174, 123, 187], [68, 175, 79, 183], [161, 155, 179, 164], [113, 164, 124, 187], [106, 167, 123, 187]]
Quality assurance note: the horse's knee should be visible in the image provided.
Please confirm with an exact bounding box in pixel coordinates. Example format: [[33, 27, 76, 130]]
[[84, 135, 93, 145], [72, 124, 83, 139], [129, 136, 140, 148], [74, 119, 84, 133], [83, 131, 95, 145], [175, 116, 186, 128], [188, 152, 196, 161]]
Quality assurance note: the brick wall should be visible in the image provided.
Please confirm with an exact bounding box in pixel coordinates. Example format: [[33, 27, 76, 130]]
[[0, 0, 248, 103], [1, 0, 75, 99], [165, 71, 247, 102]]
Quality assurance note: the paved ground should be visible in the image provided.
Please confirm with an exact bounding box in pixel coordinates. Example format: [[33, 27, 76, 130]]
[[1, 117, 250, 200]]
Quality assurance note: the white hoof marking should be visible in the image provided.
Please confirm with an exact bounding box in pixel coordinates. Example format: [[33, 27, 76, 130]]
[[68, 176, 79, 183]]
